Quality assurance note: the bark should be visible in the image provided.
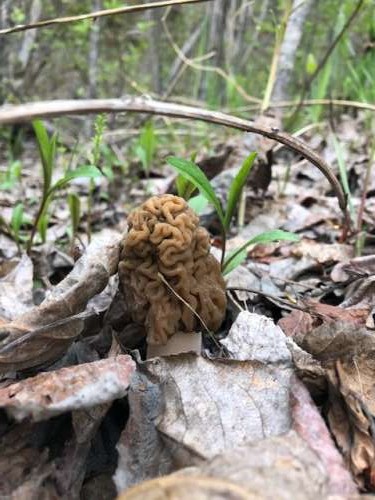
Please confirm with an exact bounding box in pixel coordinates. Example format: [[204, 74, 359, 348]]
[[0, 0, 11, 103], [88, 0, 101, 100], [17, 0, 42, 72], [271, 0, 313, 103], [198, 0, 230, 102], [147, 9, 163, 95]]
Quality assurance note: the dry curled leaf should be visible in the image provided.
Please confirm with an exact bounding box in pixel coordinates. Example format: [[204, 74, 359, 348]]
[[0, 355, 135, 421], [0, 234, 121, 374], [287, 318, 375, 489]]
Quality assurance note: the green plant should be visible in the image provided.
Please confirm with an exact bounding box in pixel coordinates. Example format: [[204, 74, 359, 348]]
[[68, 192, 81, 251], [26, 120, 102, 253], [135, 121, 156, 175], [0, 160, 22, 190], [168, 153, 299, 274]]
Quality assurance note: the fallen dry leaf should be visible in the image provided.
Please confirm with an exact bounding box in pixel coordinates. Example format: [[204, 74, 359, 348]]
[[291, 239, 353, 264], [0, 233, 121, 373], [173, 431, 337, 500], [114, 353, 293, 491], [284, 316, 375, 489], [290, 375, 357, 496], [0, 355, 135, 421], [115, 311, 296, 492], [118, 475, 256, 500]]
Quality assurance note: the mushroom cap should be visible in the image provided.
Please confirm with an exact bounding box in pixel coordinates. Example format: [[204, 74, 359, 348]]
[[118, 195, 227, 345]]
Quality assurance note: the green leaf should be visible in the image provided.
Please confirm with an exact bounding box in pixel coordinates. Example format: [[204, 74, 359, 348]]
[[11, 202, 24, 236], [332, 135, 355, 221], [135, 145, 147, 171], [49, 165, 102, 194], [224, 152, 257, 230], [188, 193, 209, 214], [223, 230, 300, 275], [306, 53, 317, 75], [167, 156, 225, 225], [37, 212, 49, 243], [176, 174, 197, 200], [33, 120, 53, 191], [137, 121, 156, 172], [68, 193, 81, 233]]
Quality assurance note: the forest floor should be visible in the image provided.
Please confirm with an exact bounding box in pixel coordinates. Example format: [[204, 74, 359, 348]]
[[0, 110, 374, 498]]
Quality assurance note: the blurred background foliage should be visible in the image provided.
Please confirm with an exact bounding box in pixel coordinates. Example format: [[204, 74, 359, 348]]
[[0, 0, 374, 130]]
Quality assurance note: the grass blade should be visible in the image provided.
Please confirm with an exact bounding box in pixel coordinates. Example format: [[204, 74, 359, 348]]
[[49, 165, 102, 194], [223, 229, 300, 275], [167, 156, 225, 225], [224, 152, 257, 230]]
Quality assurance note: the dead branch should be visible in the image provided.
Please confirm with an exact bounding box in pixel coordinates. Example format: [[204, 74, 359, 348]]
[[0, 0, 211, 35], [0, 96, 347, 212]]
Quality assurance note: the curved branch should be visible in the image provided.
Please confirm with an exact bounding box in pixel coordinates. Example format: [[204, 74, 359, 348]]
[[0, 96, 347, 213]]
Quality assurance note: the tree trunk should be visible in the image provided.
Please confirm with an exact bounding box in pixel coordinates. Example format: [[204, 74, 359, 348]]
[[271, 0, 313, 103], [198, 0, 230, 103], [0, 0, 11, 103], [147, 9, 162, 95]]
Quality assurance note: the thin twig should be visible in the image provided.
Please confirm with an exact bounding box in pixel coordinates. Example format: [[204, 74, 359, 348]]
[[0, 96, 348, 214], [0, 0, 211, 35]]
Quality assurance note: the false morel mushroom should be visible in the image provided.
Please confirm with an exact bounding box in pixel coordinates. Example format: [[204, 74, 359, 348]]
[[118, 195, 227, 345]]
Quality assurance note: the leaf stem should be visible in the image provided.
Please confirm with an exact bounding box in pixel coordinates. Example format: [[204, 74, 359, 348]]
[[26, 195, 48, 254]]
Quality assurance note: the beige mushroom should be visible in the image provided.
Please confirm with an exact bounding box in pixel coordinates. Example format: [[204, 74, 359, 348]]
[[118, 195, 226, 345]]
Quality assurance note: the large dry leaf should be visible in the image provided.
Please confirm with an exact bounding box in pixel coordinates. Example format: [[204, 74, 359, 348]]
[[115, 311, 294, 492], [0, 355, 135, 421], [118, 432, 355, 499], [0, 233, 121, 373], [172, 432, 333, 500], [290, 375, 357, 496], [291, 239, 353, 264], [118, 475, 258, 500], [288, 318, 375, 489]]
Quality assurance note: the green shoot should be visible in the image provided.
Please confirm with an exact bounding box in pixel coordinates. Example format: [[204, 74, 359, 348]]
[[331, 134, 355, 222], [68, 192, 81, 251], [222, 230, 300, 275], [0, 160, 22, 190], [27, 120, 102, 253], [135, 121, 156, 175], [168, 153, 299, 274], [224, 152, 257, 231]]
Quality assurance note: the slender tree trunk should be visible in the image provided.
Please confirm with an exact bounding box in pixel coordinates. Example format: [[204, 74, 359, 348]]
[[85, 0, 101, 136], [88, 0, 101, 100], [271, 0, 313, 103], [198, 0, 230, 103], [147, 9, 162, 95], [0, 0, 11, 103]]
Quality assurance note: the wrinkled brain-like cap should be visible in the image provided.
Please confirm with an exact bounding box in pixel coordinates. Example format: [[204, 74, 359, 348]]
[[118, 195, 227, 345]]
